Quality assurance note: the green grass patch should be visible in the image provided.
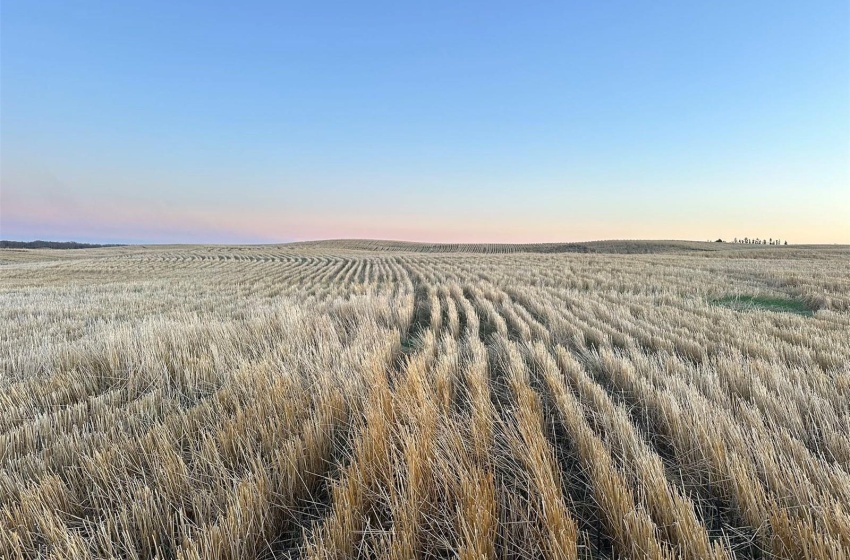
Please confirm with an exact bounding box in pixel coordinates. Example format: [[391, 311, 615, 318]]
[[713, 294, 814, 316]]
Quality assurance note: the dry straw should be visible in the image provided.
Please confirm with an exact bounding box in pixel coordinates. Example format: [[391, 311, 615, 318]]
[[1, 242, 848, 559]]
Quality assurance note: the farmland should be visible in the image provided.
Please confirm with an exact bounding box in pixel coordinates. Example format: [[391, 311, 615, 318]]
[[1, 241, 849, 559]]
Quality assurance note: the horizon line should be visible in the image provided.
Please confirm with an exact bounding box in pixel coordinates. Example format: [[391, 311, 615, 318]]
[[3, 237, 847, 248]]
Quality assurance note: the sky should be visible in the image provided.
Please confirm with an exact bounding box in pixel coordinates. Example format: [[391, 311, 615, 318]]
[[2, 1, 849, 244]]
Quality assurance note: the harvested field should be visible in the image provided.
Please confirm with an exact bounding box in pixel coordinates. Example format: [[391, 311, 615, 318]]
[[1, 241, 849, 559]]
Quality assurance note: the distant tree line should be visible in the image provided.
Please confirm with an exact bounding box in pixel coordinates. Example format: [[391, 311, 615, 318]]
[[0, 240, 124, 249], [730, 237, 786, 245], [712, 238, 788, 245]]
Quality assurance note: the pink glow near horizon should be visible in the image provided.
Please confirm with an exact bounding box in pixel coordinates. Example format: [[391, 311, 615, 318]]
[[4, 193, 848, 245], [3, 164, 849, 245]]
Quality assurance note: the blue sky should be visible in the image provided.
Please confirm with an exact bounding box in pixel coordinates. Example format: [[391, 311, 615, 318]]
[[2, 1, 848, 243]]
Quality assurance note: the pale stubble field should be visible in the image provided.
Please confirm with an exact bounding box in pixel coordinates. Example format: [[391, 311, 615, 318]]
[[1, 241, 848, 559]]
